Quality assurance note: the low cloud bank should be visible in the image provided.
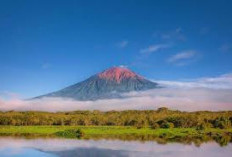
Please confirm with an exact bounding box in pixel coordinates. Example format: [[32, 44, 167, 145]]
[[0, 74, 232, 112], [0, 87, 231, 112], [154, 73, 232, 89]]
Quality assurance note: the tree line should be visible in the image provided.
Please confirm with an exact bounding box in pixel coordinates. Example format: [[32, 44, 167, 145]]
[[0, 108, 232, 129]]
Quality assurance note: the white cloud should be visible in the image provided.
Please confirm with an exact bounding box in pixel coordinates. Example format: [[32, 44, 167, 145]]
[[0, 87, 231, 112], [119, 65, 128, 68], [41, 63, 51, 69], [154, 73, 232, 89], [0, 91, 21, 100], [219, 44, 231, 52], [200, 27, 210, 35], [167, 50, 197, 65], [140, 44, 169, 54], [1, 73, 232, 112], [159, 27, 186, 41], [117, 40, 128, 48]]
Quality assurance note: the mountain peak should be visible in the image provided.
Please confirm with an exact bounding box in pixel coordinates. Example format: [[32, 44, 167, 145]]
[[98, 67, 143, 83], [35, 66, 159, 100]]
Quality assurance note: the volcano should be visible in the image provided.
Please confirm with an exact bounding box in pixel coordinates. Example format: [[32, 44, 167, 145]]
[[36, 67, 159, 100]]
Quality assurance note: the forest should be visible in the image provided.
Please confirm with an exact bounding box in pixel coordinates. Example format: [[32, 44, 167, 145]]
[[0, 108, 232, 129]]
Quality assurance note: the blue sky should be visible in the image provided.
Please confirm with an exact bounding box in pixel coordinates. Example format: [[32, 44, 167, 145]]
[[0, 0, 232, 98]]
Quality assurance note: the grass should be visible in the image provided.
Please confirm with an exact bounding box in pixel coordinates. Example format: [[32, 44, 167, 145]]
[[0, 125, 231, 137], [1, 126, 231, 146]]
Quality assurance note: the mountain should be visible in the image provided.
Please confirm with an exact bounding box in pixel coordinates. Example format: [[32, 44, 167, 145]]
[[35, 67, 160, 100]]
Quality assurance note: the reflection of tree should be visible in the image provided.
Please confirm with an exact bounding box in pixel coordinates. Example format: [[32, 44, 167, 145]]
[[82, 133, 232, 147], [0, 132, 232, 147], [213, 135, 231, 147]]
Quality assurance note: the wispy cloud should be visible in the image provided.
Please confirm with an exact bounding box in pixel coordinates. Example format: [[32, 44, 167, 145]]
[[117, 40, 128, 48], [119, 65, 128, 68], [158, 27, 186, 41], [0, 91, 21, 100], [167, 50, 197, 65], [154, 73, 232, 89], [140, 44, 169, 54], [41, 63, 51, 69], [200, 27, 210, 35], [219, 44, 231, 52]]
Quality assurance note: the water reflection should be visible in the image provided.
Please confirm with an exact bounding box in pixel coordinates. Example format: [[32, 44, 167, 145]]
[[0, 137, 232, 157], [0, 147, 56, 157], [82, 134, 232, 147], [1, 132, 231, 147]]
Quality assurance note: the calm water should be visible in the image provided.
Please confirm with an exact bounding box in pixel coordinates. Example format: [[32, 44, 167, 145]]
[[0, 137, 232, 157]]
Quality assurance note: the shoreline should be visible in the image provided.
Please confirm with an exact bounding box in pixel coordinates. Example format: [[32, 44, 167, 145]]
[[0, 126, 232, 146]]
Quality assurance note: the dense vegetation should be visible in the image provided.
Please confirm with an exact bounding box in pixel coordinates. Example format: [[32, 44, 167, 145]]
[[0, 108, 232, 129]]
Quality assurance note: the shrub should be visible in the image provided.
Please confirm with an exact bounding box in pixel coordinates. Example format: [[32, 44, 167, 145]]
[[196, 123, 206, 130], [157, 107, 169, 113], [151, 123, 160, 129], [213, 117, 231, 129], [136, 122, 144, 129], [196, 122, 212, 130], [160, 121, 174, 129], [56, 129, 84, 138]]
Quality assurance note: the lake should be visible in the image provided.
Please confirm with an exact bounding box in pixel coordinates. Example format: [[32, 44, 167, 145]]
[[0, 137, 232, 157]]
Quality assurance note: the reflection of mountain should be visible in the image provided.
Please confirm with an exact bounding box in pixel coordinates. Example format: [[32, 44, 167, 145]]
[[35, 67, 159, 100], [0, 137, 232, 157], [45, 147, 130, 157]]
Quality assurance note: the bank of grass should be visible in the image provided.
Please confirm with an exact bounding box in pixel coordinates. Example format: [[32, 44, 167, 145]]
[[0, 125, 232, 137]]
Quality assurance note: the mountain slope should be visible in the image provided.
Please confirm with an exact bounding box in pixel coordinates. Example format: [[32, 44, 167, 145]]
[[36, 67, 159, 100]]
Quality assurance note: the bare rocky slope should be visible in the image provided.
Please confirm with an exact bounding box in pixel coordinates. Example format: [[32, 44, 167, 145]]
[[35, 67, 159, 100]]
